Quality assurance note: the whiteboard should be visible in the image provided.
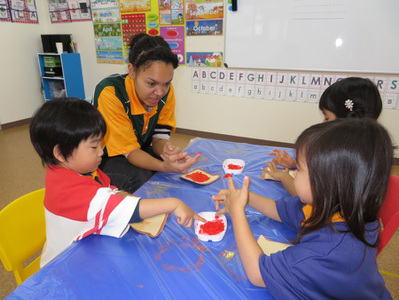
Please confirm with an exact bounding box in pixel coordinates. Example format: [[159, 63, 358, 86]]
[[224, 0, 399, 74]]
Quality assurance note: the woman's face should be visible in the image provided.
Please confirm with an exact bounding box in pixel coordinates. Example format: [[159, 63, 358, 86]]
[[129, 61, 174, 110]]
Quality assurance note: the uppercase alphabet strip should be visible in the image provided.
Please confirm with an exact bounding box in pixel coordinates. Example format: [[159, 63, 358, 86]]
[[191, 68, 399, 109]]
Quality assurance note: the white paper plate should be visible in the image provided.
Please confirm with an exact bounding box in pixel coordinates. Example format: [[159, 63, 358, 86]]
[[223, 159, 245, 174], [194, 212, 227, 242]]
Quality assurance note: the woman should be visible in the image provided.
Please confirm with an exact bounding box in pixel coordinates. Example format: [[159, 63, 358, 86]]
[[94, 33, 200, 193]]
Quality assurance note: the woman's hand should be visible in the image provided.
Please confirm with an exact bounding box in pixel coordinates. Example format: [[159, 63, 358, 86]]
[[162, 141, 182, 158], [269, 149, 296, 169], [160, 151, 201, 173]]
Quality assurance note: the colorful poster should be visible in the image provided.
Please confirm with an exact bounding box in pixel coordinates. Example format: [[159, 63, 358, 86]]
[[95, 37, 123, 50], [0, 0, 11, 22], [121, 13, 146, 47], [90, 0, 119, 9], [9, 0, 38, 23], [186, 52, 223, 67], [91, 0, 123, 64], [186, 20, 222, 36], [92, 7, 120, 23], [186, 1, 223, 20], [159, 0, 183, 25], [67, 0, 91, 21], [96, 50, 124, 64], [120, 0, 151, 12], [94, 23, 122, 37], [160, 26, 185, 65]]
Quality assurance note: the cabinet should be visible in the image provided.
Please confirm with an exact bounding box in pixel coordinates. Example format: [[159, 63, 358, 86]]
[[38, 53, 85, 101]]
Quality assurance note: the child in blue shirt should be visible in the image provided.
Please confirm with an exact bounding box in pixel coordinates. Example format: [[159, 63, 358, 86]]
[[213, 118, 392, 299], [264, 77, 383, 196]]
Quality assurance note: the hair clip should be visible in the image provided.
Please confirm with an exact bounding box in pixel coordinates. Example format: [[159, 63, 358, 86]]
[[345, 99, 354, 111]]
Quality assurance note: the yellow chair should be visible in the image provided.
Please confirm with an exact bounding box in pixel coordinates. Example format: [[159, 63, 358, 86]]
[[0, 188, 46, 285]]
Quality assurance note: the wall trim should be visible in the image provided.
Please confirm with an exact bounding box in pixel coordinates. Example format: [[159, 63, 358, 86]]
[[1, 118, 31, 130], [175, 127, 399, 166]]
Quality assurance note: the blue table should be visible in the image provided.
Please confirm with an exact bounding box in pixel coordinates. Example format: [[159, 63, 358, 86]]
[[7, 138, 296, 299]]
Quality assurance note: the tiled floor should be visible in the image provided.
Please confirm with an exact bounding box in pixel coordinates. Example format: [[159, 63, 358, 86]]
[[0, 125, 398, 298]]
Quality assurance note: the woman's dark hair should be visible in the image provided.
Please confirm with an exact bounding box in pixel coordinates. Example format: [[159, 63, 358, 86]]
[[319, 77, 382, 119], [30, 97, 106, 166], [295, 118, 393, 247], [128, 33, 179, 71]]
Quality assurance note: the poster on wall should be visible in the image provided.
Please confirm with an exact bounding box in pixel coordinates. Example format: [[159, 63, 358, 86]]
[[159, 0, 183, 25], [160, 26, 185, 64], [186, 19, 222, 36], [48, 0, 71, 23], [91, 0, 124, 64], [0, 0, 12, 22], [186, 51, 223, 67], [67, 0, 92, 21], [48, 0, 91, 23], [8, 0, 38, 24], [120, 0, 151, 12], [185, 1, 223, 21]]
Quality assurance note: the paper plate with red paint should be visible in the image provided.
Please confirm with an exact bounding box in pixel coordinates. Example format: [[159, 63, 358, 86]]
[[180, 169, 220, 185], [223, 159, 245, 174], [194, 212, 227, 242]]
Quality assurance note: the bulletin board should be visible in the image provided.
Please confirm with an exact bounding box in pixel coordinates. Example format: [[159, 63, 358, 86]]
[[224, 0, 399, 74]]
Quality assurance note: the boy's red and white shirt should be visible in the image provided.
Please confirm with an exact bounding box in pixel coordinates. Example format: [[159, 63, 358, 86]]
[[40, 166, 140, 267]]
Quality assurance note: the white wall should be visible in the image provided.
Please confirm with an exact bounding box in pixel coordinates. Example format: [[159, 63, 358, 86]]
[[1, 1, 398, 157]]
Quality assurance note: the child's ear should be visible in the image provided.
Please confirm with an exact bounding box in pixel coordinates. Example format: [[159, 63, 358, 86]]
[[53, 145, 67, 163]]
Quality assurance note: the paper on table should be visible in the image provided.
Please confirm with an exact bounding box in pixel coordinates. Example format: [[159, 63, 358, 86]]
[[131, 213, 168, 238], [257, 235, 292, 256]]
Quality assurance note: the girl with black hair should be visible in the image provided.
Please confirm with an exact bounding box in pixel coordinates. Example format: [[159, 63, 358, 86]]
[[94, 33, 200, 193], [213, 118, 393, 299], [264, 77, 383, 196]]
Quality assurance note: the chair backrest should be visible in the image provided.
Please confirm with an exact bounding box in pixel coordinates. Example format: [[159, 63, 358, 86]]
[[0, 188, 46, 284], [377, 175, 399, 256]]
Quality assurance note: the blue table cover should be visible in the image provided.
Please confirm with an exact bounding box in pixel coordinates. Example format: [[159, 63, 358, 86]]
[[7, 138, 296, 299]]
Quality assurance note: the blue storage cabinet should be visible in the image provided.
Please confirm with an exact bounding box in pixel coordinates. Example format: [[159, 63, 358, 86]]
[[38, 53, 85, 101]]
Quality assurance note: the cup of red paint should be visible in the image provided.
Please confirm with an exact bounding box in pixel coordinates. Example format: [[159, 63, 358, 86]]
[[194, 212, 227, 242], [223, 159, 245, 175]]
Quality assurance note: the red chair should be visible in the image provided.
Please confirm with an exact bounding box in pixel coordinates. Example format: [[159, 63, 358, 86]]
[[377, 175, 399, 256]]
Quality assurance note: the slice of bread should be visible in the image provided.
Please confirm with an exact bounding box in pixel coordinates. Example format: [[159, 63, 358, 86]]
[[131, 213, 168, 238], [257, 235, 292, 256], [181, 168, 220, 185], [263, 169, 296, 181]]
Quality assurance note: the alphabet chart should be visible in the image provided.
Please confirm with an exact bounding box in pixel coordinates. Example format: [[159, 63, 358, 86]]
[[191, 68, 399, 109]]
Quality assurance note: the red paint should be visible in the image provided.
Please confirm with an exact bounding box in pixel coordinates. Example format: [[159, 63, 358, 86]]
[[186, 171, 210, 182], [199, 218, 225, 235], [223, 173, 232, 179], [228, 164, 243, 170]]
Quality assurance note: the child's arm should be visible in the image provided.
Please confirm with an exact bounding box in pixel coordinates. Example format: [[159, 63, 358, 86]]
[[269, 149, 296, 169], [117, 191, 206, 226], [212, 184, 281, 222], [216, 176, 266, 287], [261, 161, 297, 196], [138, 197, 206, 227]]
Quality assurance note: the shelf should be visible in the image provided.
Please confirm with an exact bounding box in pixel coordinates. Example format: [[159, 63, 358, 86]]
[[38, 53, 85, 101]]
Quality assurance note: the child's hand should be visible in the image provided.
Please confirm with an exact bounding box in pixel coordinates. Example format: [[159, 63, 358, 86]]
[[173, 201, 207, 227], [269, 149, 296, 169], [261, 161, 290, 182], [212, 176, 250, 215]]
